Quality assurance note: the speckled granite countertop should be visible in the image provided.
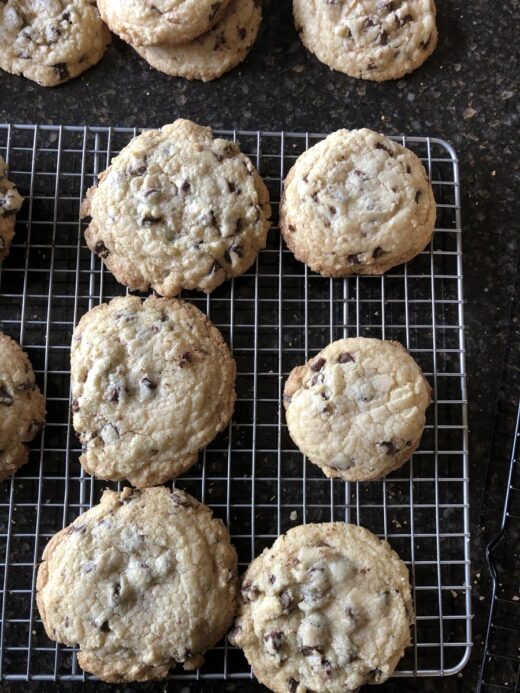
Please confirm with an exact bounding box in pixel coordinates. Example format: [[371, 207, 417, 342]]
[[1, 1, 519, 691]]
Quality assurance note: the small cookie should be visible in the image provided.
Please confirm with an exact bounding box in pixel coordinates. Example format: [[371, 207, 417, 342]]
[[294, 0, 437, 81], [71, 296, 236, 488], [0, 156, 23, 260], [0, 332, 45, 480], [37, 486, 238, 683], [280, 128, 436, 277], [134, 0, 262, 82], [82, 119, 271, 296], [284, 338, 431, 481], [98, 0, 231, 46], [230, 522, 413, 692], [0, 0, 111, 87]]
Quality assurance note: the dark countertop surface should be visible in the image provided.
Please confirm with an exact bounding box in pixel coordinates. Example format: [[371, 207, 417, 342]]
[[1, 1, 519, 691]]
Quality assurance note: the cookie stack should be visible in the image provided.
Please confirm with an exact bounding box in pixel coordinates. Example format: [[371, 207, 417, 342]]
[[98, 0, 263, 82]]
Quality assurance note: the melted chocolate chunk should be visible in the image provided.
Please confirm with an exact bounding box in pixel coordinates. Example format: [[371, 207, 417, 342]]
[[280, 589, 294, 613], [379, 440, 399, 455], [170, 490, 194, 507], [415, 190, 422, 203], [310, 357, 326, 372], [71, 398, 80, 412], [338, 352, 355, 364], [52, 62, 69, 82], [375, 142, 394, 156], [94, 241, 110, 259], [348, 253, 362, 265], [373, 246, 385, 259]]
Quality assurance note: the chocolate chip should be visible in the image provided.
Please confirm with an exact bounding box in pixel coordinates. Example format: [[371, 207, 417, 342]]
[[362, 17, 375, 30], [396, 13, 413, 26], [128, 162, 147, 176], [367, 668, 383, 682], [230, 242, 243, 258], [238, 26, 247, 40], [268, 574, 276, 584], [209, 1, 222, 21], [322, 659, 334, 676], [100, 620, 110, 633], [348, 253, 362, 265], [52, 62, 69, 81], [0, 386, 13, 406], [338, 352, 355, 364], [379, 440, 399, 455], [17, 380, 35, 391], [111, 582, 121, 605], [241, 581, 260, 601], [228, 625, 242, 641], [310, 357, 326, 372], [170, 490, 193, 507], [373, 246, 385, 259], [288, 679, 299, 693], [227, 181, 237, 193], [209, 260, 221, 275], [72, 398, 80, 412], [104, 385, 120, 403], [141, 214, 162, 225], [264, 631, 284, 652], [94, 241, 109, 259], [378, 29, 388, 45], [70, 523, 86, 534], [140, 376, 156, 389], [329, 206, 337, 215], [280, 589, 294, 613], [300, 646, 322, 656], [235, 218, 243, 234], [181, 180, 191, 193], [288, 224, 296, 233], [415, 190, 422, 203], [421, 33, 432, 49], [375, 142, 394, 156]]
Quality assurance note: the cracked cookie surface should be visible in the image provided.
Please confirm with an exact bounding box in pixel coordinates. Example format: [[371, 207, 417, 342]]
[[284, 338, 431, 481], [294, 0, 437, 81], [71, 296, 236, 487], [230, 522, 413, 692], [98, 0, 231, 46], [0, 332, 45, 480], [0, 0, 110, 87], [37, 486, 238, 683], [280, 128, 436, 277], [0, 156, 23, 260], [82, 119, 271, 296], [134, 0, 262, 82]]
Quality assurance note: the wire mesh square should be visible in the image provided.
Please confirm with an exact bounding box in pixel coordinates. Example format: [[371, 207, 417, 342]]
[[0, 124, 471, 682]]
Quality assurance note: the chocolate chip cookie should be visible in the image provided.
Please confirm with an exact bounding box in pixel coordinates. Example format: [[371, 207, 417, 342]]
[[37, 486, 238, 682], [0, 0, 111, 87], [0, 332, 45, 481], [133, 0, 262, 82], [280, 128, 436, 276], [71, 296, 236, 487], [82, 119, 271, 296], [98, 0, 231, 46], [230, 522, 413, 692], [294, 0, 437, 81], [284, 338, 432, 481], [0, 156, 23, 260]]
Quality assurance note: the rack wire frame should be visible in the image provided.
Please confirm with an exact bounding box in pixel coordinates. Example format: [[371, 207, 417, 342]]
[[0, 123, 471, 682], [478, 401, 520, 692]]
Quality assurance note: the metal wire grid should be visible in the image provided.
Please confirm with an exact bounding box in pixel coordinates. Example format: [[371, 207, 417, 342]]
[[0, 123, 471, 682], [478, 401, 520, 692]]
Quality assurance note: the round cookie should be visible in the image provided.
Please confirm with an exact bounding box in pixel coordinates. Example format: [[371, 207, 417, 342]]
[[283, 338, 431, 481], [0, 332, 45, 481], [82, 119, 271, 296], [280, 128, 436, 277], [134, 0, 262, 82], [37, 486, 238, 683], [0, 156, 23, 260], [0, 0, 111, 87], [98, 0, 231, 47], [294, 0, 437, 81], [71, 295, 236, 488], [230, 522, 413, 693]]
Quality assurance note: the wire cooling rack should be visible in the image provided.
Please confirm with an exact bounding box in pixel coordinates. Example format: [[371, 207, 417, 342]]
[[478, 401, 520, 692], [0, 123, 470, 682]]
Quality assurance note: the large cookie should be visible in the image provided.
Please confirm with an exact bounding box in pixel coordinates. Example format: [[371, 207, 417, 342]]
[[82, 119, 271, 296], [294, 0, 437, 81], [280, 128, 436, 277], [0, 156, 23, 260], [284, 338, 432, 481], [0, 332, 45, 480], [37, 486, 238, 682], [134, 0, 262, 82], [71, 296, 236, 487], [230, 522, 413, 692], [98, 0, 231, 46], [0, 0, 111, 87]]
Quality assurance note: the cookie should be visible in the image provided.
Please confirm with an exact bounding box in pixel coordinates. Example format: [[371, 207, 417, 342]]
[[82, 119, 271, 296], [37, 486, 238, 682], [98, 0, 231, 47], [280, 128, 436, 277], [71, 295, 236, 488], [230, 522, 413, 692], [0, 0, 111, 87], [283, 338, 431, 481], [294, 0, 437, 81], [0, 332, 45, 481], [133, 0, 262, 82], [0, 156, 23, 260]]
